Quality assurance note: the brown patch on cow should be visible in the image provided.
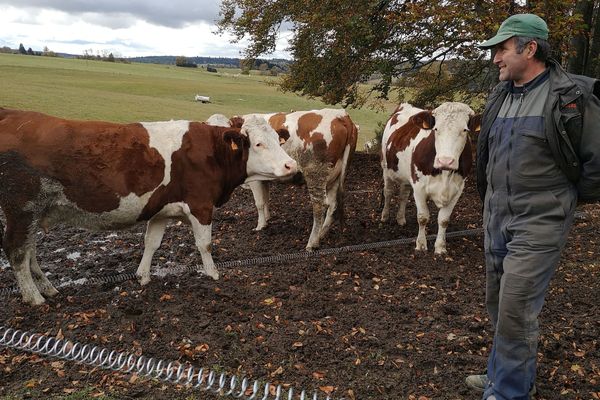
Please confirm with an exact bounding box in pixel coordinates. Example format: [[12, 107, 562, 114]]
[[385, 118, 422, 172], [389, 105, 406, 127], [0, 151, 41, 263], [411, 130, 439, 182], [139, 123, 249, 225], [458, 137, 473, 177], [410, 111, 435, 130], [276, 129, 290, 144], [297, 113, 323, 147], [229, 116, 245, 129], [267, 113, 287, 131], [0, 109, 165, 213], [410, 131, 473, 182]]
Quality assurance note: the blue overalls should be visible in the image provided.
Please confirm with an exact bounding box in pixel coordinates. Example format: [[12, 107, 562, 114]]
[[482, 70, 578, 400]]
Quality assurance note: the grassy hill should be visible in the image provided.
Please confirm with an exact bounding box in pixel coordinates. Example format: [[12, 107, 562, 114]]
[[0, 53, 393, 148]]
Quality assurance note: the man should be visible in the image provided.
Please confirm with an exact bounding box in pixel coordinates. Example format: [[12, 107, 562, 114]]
[[466, 13, 600, 400]]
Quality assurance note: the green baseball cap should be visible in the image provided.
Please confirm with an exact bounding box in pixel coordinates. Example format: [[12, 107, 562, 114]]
[[479, 14, 549, 49]]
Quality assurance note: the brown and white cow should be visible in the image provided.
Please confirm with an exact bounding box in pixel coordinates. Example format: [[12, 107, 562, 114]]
[[0, 108, 297, 305], [225, 109, 358, 250], [381, 102, 480, 254]]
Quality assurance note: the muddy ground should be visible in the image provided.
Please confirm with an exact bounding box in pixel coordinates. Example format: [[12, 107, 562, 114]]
[[0, 152, 598, 400]]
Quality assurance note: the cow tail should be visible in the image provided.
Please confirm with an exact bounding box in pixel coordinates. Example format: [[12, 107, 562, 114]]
[[335, 118, 358, 227]]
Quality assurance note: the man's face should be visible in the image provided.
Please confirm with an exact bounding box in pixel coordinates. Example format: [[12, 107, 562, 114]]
[[492, 38, 531, 85]]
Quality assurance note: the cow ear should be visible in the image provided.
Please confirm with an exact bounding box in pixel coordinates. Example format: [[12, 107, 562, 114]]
[[276, 128, 290, 145], [411, 111, 435, 130], [223, 129, 248, 152], [229, 116, 244, 129], [468, 114, 482, 134]]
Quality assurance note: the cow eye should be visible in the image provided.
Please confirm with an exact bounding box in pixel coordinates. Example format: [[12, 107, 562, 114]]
[[255, 142, 263, 148]]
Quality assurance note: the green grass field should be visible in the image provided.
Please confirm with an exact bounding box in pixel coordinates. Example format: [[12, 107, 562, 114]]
[[0, 53, 393, 148]]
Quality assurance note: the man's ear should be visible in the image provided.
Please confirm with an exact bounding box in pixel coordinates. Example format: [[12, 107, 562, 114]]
[[527, 40, 538, 58], [223, 129, 248, 151], [276, 128, 290, 145], [410, 111, 435, 130]]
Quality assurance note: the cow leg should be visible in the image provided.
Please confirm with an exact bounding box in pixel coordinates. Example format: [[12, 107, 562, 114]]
[[187, 214, 219, 280], [248, 181, 270, 231], [136, 218, 169, 286], [319, 178, 340, 240], [396, 182, 411, 226], [29, 245, 59, 297], [434, 196, 459, 254], [3, 215, 45, 305], [305, 175, 328, 250], [413, 191, 430, 251], [380, 174, 395, 222]]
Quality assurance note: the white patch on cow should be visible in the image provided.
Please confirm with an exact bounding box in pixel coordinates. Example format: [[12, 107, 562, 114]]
[[142, 120, 189, 186], [206, 113, 231, 127], [0, 258, 9, 270], [38, 179, 156, 231]]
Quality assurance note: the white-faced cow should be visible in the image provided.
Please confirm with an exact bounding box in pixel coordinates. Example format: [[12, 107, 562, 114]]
[[381, 102, 480, 254], [225, 109, 358, 250], [0, 108, 297, 305]]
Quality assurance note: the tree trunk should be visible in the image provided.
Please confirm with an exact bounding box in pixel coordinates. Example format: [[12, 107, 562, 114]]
[[586, 1, 600, 77], [568, 0, 594, 74]]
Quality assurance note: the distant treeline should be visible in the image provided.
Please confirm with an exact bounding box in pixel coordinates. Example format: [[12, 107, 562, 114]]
[[129, 56, 290, 71]]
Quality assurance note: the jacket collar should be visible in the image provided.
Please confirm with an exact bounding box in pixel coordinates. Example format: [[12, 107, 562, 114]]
[[494, 59, 580, 106]]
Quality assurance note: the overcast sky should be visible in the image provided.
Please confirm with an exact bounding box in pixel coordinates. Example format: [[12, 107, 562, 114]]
[[0, 0, 292, 59]]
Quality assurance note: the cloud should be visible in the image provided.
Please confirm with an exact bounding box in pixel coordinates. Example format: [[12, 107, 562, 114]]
[[0, 1, 292, 59], [0, 0, 222, 28]]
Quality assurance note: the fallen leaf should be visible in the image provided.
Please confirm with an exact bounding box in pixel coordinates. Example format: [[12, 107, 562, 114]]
[[159, 293, 172, 302], [319, 386, 335, 394], [312, 371, 325, 380]]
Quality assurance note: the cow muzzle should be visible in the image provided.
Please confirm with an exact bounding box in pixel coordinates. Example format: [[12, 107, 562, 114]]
[[279, 159, 298, 177], [434, 156, 457, 170]]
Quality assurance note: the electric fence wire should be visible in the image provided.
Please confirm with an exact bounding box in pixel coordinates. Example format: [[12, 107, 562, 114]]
[[0, 228, 483, 298]]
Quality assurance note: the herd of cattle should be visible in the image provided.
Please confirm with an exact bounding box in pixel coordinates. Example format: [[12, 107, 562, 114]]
[[0, 102, 480, 305]]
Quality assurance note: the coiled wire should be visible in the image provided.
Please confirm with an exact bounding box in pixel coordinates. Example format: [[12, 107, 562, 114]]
[[0, 325, 338, 400], [0, 228, 483, 298]]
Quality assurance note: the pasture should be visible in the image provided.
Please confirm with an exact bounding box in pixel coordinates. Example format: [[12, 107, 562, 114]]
[[0, 54, 599, 400], [0, 53, 388, 148]]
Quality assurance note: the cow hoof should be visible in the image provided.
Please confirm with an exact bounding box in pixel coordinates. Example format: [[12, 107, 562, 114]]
[[41, 286, 60, 298], [415, 244, 428, 252], [396, 219, 406, 226], [434, 248, 447, 255], [24, 293, 46, 306], [137, 274, 151, 286], [253, 225, 266, 231], [205, 270, 220, 280]]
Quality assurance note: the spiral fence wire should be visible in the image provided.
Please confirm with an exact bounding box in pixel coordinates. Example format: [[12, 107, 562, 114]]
[[0, 228, 483, 298], [0, 326, 335, 400]]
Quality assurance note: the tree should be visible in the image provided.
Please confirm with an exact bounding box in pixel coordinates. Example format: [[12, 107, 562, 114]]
[[26, 47, 34, 55], [175, 56, 188, 66], [18, 43, 26, 55], [219, 0, 589, 108]]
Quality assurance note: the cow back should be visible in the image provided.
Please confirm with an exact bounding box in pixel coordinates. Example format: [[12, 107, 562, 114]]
[[0, 109, 166, 213]]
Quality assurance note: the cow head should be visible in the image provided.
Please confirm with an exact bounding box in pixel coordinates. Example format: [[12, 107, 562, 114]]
[[241, 115, 298, 182], [428, 102, 477, 171]]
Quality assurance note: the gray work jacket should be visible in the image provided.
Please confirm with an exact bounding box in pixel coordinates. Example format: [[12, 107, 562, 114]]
[[477, 59, 600, 202]]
